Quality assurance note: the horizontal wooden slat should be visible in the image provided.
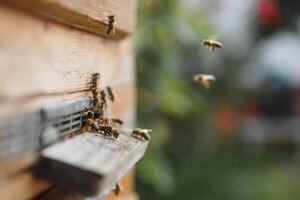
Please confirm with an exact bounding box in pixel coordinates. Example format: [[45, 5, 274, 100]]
[[34, 133, 148, 196], [3, 0, 137, 39]]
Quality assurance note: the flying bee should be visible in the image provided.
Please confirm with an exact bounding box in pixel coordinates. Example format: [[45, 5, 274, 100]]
[[131, 128, 151, 141], [105, 15, 116, 35], [202, 38, 223, 53], [111, 118, 123, 126], [106, 86, 115, 102], [193, 74, 216, 89], [112, 182, 123, 195]]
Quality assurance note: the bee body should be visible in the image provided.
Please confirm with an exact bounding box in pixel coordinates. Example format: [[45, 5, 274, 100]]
[[111, 118, 123, 125], [106, 15, 116, 35], [132, 128, 151, 141], [193, 74, 216, 89], [106, 86, 115, 102], [112, 183, 123, 195], [202, 39, 223, 53]]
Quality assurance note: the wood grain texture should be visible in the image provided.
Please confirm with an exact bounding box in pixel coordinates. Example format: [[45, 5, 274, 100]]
[[0, 3, 137, 200], [3, 0, 137, 39], [0, 4, 135, 118], [35, 133, 148, 196]]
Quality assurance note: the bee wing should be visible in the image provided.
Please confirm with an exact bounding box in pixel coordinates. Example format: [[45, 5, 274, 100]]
[[213, 41, 223, 48], [202, 80, 210, 89], [207, 75, 216, 81]]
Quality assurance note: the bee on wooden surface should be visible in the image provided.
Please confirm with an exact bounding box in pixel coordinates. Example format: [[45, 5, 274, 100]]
[[95, 90, 106, 116], [82, 110, 100, 132], [110, 126, 120, 139], [100, 90, 107, 107], [91, 73, 100, 91], [93, 90, 101, 107], [193, 74, 216, 89], [202, 38, 223, 53], [96, 118, 120, 139], [106, 86, 115, 102], [105, 15, 116, 35], [112, 182, 123, 195], [131, 128, 151, 141]]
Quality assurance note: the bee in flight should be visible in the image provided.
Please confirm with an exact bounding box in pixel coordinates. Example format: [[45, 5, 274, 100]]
[[193, 74, 216, 89], [202, 38, 223, 53], [105, 15, 116, 35], [131, 128, 151, 141]]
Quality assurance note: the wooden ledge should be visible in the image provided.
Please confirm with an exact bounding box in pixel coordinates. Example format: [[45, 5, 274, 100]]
[[3, 0, 137, 39]]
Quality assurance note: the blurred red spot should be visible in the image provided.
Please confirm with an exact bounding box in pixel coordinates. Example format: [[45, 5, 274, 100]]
[[213, 105, 238, 136], [257, 0, 281, 28]]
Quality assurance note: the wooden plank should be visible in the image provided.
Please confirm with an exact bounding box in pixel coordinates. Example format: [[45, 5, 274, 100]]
[[3, 0, 137, 39], [37, 170, 136, 200], [0, 171, 50, 200], [34, 133, 148, 196], [103, 170, 137, 200], [0, 4, 135, 117], [0, 152, 38, 180]]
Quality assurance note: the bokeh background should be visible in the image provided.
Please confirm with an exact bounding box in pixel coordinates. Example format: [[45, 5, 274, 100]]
[[134, 0, 300, 199]]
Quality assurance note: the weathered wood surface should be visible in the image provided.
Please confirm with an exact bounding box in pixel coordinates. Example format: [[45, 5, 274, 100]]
[[0, 3, 137, 200], [37, 170, 136, 200], [35, 133, 148, 196], [3, 0, 137, 39], [0, 4, 135, 119]]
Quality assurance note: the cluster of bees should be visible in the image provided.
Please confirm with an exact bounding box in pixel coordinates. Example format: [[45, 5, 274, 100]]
[[193, 38, 223, 89], [82, 73, 151, 142]]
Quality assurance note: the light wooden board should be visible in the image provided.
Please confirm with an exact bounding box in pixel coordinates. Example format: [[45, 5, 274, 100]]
[[0, 4, 135, 118], [35, 133, 148, 196], [3, 0, 137, 39]]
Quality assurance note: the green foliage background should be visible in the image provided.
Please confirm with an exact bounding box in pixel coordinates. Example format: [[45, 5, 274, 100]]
[[135, 0, 300, 199]]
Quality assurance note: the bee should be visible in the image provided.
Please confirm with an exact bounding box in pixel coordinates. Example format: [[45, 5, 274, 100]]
[[91, 73, 100, 91], [96, 118, 120, 139], [193, 74, 216, 89], [106, 86, 115, 102], [131, 128, 151, 141], [111, 118, 123, 126], [112, 182, 123, 195], [82, 110, 100, 132], [202, 38, 223, 53], [105, 15, 116, 35], [100, 90, 107, 107], [111, 127, 120, 139]]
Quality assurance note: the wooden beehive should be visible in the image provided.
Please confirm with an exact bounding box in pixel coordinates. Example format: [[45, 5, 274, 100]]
[[0, 1, 143, 199]]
